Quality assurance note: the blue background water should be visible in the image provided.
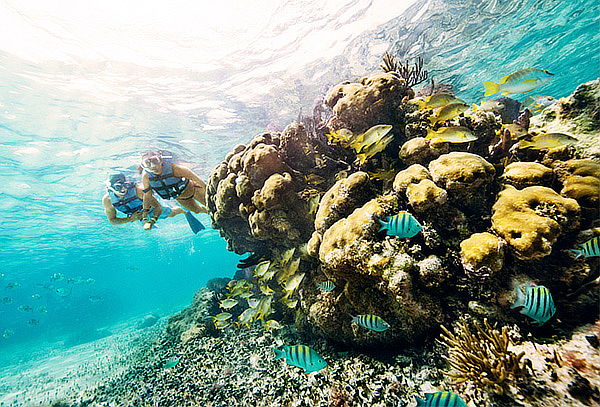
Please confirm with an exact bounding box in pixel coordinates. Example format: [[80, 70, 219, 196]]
[[0, 0, 598, 368]]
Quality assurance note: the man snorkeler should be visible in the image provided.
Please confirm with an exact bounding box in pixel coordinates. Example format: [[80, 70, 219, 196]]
[[140, 150, 207, 233], [102, 173, 187, 229]]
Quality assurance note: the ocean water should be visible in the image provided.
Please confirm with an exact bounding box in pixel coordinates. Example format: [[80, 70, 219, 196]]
[[0, 0, 598, 402]]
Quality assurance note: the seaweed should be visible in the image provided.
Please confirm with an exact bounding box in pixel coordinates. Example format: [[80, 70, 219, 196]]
[[438, 318, 529, 394], [380, 51, 429, 87]]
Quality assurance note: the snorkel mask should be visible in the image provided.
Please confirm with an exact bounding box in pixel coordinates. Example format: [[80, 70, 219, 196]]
[[140, 151, 164, 173], [106, 173, 128, 196]]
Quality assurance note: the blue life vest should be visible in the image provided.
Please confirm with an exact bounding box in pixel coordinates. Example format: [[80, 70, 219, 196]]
[[145, 156, 189, 199], [108, 183, 143, 216]]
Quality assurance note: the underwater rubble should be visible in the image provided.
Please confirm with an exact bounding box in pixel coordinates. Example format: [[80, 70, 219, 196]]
[[72, 70, 598, 406]]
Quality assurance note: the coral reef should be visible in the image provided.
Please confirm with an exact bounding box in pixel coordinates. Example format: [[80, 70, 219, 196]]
[[460, 232, 505, 277]]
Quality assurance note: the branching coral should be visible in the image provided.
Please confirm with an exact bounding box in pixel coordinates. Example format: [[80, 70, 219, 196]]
[[438, 319, 529, 394], [380, 51, 429, 87]]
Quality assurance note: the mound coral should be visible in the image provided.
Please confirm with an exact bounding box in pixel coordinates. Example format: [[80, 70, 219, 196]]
[[491, 185, 580, 260]]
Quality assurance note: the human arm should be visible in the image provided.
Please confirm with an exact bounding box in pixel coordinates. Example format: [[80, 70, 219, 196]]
[[103, 195, 142, 225]]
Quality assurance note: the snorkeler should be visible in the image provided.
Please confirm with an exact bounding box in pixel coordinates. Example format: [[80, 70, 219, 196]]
[[102, 173, 186, 228], [140, 150, 207, 232]]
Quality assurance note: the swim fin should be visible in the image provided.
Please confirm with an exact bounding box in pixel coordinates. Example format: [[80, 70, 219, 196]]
[[185, 211, 205, 234]]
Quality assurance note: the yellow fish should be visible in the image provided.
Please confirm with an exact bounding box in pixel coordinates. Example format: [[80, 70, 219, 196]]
[[471, 100, 505, 112], [255, 296, 274, 321], [356, 133, 394, 165], [214, 320, 231, 330], [247, 298, 259, 308], [429, 102, 469, 124], [212, 312, 232, 322], [350, 124, 393, 153], [410, 93, 465, 109], [219, 298, 239, 309], [483, 68, 553, 96], [259, 284, 275, 296], [425, 126, 479, 143], [307, 194, 321, 215], [518, 133, 577, 150], [305, 174, 326, 186], [277, 257, 301, 285], [253, 261, 271, 279], [367, 169, 397, 182], [279, 248, 295, 265], [263, 319, 283, 331], [237, 307, 258, 328], [326, 129, 355, 147], [281, 296, 299, 309], [284, 273, 305, 293]]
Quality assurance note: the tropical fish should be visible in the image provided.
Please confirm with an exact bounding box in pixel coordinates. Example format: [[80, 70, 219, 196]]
[[281, 297, 299, 309], [263, 319, 283, 331], [518, 133, 577, 150], [50, 273, 65, 281], [18, 305, 33, 312], [349, 124, 393, 153], [378, 212, 422, 238], [326, 129, 355, 147], [307, 194, 321, 215], [55, 288, 71, 297], [237, 307, 258, 328], [0, 273, 4, 279], [410, 93, 465, 110], [305, 174, 326, 186], [31, 294, 41, 300], [351, 314, 390, 332], [259, 285, 275, 296], [37, 306, 48, 313], [272, 345, 327, 373], [247, 298, 259, 308], [483, 68, 554, 96], [255, 296, 274, 321], [284, 273, 305, 293], [317, 281, 335, 292], [425, 126, 478, 143], [429, 102, 469, 124], [2, 329, 14, 338], [499, 123, 528, 139], [415, 392, 468, 407], [238, 291, 254, 299], [213, 312, 232, 322], [27, 319, 40, 326], [367, 169, 397, 182], [88, 295, 103, 303], [220, 298, 239, 309], [471, 100, 505, 112], [356, 133, 395, 165], [511, 285, 556, 326], [1, 297, 13, 304], [277, 258, 301, 285], [279, 248, 295, 265], [5, 282, 20, 289], [163, 356, 179, 369], [571, 236, 600, 258], [214, 320, 231, 330], [523, 95, 555, 114]]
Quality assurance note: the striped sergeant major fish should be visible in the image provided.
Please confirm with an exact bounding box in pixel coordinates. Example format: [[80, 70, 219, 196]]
[[317, 280, 335, 292], [415, 391, 468, 407], [511, 285, 556, 326], [351, 314, 390, 332], [378, 211, 422, 238], [272, 345, 327, 374], [571, 236, 600, 258]]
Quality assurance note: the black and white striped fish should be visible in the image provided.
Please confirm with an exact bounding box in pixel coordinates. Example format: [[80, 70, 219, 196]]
[[317, 280, 335, 292], [415, 391, 467, 407], [571, 236, 600, 258], [351, 314, 390, 332], [272, 345, 327, 373], [511, 285, 556, 326]]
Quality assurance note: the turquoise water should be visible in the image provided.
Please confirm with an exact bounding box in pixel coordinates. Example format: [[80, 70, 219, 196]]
[[0, 0, 598, 384]]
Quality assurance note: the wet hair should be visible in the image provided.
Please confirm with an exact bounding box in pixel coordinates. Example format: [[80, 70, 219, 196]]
[[108, 173, 126, 186]]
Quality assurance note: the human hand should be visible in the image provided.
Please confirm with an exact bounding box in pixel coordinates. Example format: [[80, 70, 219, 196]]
[[131, 212, 144, 221], [143, 221, 154, 230]]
